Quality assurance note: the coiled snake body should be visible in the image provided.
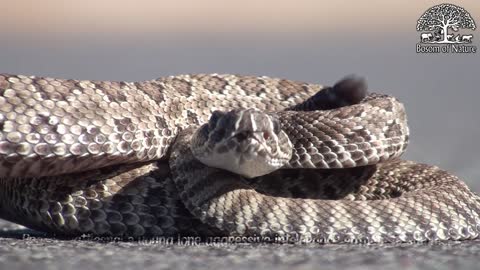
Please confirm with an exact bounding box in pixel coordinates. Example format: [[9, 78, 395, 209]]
[[0, 73, 479, 243]]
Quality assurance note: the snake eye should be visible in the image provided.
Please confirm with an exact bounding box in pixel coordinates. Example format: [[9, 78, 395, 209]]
[[263, 132, 270, 140], [210, 110, 224, 124], [213, 127, 226, 140], [272, 118, 281, 134], [234, 132, 249, 141], [209, 110, 225, 130]]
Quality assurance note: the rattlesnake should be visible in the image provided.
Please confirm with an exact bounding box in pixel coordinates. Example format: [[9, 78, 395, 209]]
[[0, 73, 479, 243]]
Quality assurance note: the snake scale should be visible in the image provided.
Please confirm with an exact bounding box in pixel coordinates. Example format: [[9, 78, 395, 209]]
[[0, 73, 479, 243]]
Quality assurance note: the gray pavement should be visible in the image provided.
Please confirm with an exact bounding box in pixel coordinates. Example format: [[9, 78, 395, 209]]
[[1, 220, 480, 270]]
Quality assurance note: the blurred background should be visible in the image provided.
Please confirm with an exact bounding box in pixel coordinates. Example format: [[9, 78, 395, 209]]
[[0, 0, 479, 190]]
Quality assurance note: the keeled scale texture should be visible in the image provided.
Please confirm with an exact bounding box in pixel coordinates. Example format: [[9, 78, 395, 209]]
[[0, 73, 479, 243], [279, 93, 409, 169], [0, 160, 221, 237], [0, 74, 319, 177], [170, 131, 480, 243]]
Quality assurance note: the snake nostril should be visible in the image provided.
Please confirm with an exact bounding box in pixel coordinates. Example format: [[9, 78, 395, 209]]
[[235, 131, 253, 142], [235, 132, 249, 141]]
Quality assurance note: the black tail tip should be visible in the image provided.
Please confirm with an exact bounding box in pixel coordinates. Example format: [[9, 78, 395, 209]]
[[332, 75, 368, 105]]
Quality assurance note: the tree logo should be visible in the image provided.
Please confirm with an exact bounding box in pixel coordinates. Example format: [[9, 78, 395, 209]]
[[416, 3, 477, 53]]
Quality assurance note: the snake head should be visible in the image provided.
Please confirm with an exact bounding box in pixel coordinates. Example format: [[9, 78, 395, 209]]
[[191, 108, 293, 178]]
